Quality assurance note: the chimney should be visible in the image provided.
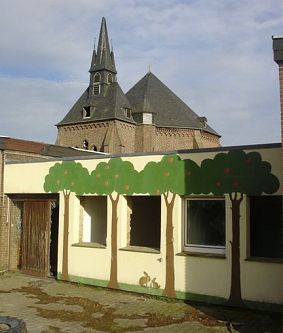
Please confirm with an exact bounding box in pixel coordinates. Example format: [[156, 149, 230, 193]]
[[273, 37, 283, 142], [273, 36, 283, 193]]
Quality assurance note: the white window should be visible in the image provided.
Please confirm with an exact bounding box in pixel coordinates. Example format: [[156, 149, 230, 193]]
[[142, 113, 153, 124], [184, 198, 225, 254]]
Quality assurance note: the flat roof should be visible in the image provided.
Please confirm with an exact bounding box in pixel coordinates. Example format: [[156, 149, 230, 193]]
[[6, 142, 281, 165]]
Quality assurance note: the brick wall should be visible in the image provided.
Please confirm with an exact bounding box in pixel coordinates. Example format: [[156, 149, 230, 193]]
[[0, 150, 50, 271], [56, 119, 220, 154]]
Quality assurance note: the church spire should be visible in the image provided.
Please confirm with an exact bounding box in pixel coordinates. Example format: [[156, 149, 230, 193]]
[[89, 17, 117, 74]]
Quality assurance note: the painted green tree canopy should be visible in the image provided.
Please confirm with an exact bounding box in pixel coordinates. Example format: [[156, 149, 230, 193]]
[[139, 155, 186, 195], [199, 150, 280, 196], [44, 161, 90, 195], [89, 157, 139, 195]]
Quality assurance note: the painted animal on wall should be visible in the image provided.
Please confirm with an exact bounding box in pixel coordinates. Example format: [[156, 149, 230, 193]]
[[139, 155, 186, 297]]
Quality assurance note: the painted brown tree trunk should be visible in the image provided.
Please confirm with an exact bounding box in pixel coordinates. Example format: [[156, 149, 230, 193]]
[[61, 191, 70, 281], [226, 193, 244, 307], [107, 194, 119, 289], [162, 192, 176, 298]]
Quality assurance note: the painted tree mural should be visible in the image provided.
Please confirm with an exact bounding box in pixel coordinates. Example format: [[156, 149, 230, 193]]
[[89, 158, 139, 289], [44, 161, 89, 281], [199, 150, 279, 306], [139, 155, 189, 298]]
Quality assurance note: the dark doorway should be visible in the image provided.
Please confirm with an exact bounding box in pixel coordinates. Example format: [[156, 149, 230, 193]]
[[50, 201, 59, 277]]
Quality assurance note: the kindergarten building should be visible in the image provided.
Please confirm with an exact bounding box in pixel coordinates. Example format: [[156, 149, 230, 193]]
[[4, 143, 283, 308], [1, 28, 283, 310]]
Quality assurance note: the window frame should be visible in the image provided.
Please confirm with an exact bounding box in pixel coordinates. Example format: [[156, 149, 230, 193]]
[[183, 196, 226, 255]]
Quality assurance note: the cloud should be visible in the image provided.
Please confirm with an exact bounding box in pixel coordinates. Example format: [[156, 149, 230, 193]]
[[0, 0, 282, 146]]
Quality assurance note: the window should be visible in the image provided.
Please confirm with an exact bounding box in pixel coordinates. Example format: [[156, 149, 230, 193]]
[[184, 198, 225, 254], [94, 73, 101, 83], [127, 196, 161, 249], [249, 196, 283, 259], [80, 196, 107, 245], [92, 145, 97, 151], [124, 107, 131, 118], [107, 74, 113, 83], [83, 140, 88, 150], [142, 113, 153, 125], [93, 84, 100, 95], [83, 107, 91, 118]]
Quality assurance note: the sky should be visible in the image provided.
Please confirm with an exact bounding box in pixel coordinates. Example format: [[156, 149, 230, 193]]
[[0, 0, 282, 147]]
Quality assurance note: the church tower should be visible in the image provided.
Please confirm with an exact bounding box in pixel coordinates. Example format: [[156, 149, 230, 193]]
[[56, 17, 136, 153]]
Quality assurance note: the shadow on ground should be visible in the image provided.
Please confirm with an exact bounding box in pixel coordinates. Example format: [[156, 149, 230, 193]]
[[184, 301, 282, 333]]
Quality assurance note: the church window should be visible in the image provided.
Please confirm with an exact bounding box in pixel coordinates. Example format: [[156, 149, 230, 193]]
[[94, 73, 101, 83], [83, 140, 89, 150], [93, 84, 100, 95], [92, 145, 97, 151], [83, 107, 91, 118], [107, 74, 113, 83]]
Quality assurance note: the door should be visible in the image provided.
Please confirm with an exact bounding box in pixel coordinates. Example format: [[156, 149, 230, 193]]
[[21, 201, 51, 277]]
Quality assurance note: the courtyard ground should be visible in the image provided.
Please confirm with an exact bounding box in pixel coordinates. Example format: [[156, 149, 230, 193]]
[[0, 272, 281, 333]]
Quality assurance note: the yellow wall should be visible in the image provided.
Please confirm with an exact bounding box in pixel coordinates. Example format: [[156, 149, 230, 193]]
[[4, 146, 283, 305]]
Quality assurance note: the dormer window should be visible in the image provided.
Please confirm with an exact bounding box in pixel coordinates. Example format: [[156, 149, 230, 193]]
[[198, 116, 207, 129], [142, 113, 153, 124], [107, 73, 113, 83], [83, 107, 91, 118], [124, 107, 131, 118]]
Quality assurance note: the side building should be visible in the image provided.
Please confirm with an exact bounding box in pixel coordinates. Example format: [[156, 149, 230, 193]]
[[0, 136, 102, 272], [56, 17, 221, 154]]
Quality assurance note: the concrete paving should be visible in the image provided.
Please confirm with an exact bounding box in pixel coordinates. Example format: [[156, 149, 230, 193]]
[[0, 272, 281, 333]]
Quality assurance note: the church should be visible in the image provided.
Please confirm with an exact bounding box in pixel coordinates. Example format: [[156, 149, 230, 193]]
[[56, 18, 221, 153]]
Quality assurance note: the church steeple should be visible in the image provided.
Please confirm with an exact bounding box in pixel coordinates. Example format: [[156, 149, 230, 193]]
[[89, 17, 117, 96], [89, 17, 117, 74]]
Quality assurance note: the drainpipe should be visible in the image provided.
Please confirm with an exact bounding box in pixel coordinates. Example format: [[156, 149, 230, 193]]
[[272, 36, 283, 258]]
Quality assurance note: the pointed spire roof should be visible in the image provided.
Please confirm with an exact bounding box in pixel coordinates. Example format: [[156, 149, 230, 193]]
[[89, 17, 117, 73]]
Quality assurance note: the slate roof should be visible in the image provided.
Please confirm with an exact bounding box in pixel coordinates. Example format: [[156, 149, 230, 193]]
[[89, 17, 116, 73], [56, 82, 135, 126], [126, 72, 220, 136]]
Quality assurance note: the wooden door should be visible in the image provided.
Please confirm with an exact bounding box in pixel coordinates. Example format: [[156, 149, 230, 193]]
[[21, 201, 51, 277]]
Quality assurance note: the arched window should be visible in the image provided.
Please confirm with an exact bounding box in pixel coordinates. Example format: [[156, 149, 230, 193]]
[[94, 73, 101, 83], [92, 145, 97, 151], [107, 74, 113, 83], [83, 140, 89, 150]]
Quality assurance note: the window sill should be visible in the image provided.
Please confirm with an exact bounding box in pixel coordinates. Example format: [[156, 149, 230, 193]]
[[245, 257, 283, 264], [176, 251, 226, 259], [72, 242, 106, 249], [119, 246, 160, 254]]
